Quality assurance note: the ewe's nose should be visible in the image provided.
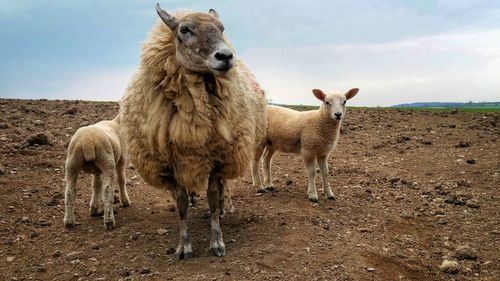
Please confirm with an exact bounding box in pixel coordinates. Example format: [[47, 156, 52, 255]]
[[214, 48, 233, 62], [334, 112, 342, 119]]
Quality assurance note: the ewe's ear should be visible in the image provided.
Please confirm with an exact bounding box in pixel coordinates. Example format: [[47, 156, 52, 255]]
[[312, 89, 326, 102], [208, 9, 219, 19], [156, 3, 178, 31], [345, 88, 359, 100]]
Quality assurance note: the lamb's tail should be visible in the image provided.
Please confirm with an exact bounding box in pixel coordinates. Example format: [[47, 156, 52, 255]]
[[82, 141, 96, 162]]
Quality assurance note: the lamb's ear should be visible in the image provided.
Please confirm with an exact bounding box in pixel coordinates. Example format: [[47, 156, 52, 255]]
[[345, 88, 359, 100], [312, 89, 326, 102], [208, 9, 219, 19], [156, 3, 178, 31]]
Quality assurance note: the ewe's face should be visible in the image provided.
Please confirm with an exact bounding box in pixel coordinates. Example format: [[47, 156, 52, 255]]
[[156, 5, 234, 75], [312, 88, 359, 121]]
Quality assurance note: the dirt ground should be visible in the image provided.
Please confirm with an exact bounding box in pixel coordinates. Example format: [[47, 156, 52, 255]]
[[0, 99, 498, 281]]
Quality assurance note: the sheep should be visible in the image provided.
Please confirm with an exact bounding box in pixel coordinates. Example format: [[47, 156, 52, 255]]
[[63, 117, 130, 230], [252, 88, 359, 202], [119, 4, 266, 259]]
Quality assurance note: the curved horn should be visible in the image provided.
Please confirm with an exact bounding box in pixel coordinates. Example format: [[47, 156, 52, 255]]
[[156, 3, 178, 31]]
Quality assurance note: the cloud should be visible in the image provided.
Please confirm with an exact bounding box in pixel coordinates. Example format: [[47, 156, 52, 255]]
[[241, 28, 500, 106]]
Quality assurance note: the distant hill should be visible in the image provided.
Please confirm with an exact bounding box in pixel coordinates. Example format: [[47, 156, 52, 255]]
[[391, 101, 500, 108]]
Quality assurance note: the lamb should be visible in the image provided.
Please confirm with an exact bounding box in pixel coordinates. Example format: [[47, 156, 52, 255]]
[[252, 88, 359, 202], [119, 4, 266, 259], [63, 117, 130, 230]]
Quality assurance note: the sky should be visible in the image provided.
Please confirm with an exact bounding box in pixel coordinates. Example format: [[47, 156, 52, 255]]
[[0, 0, 499, 106]]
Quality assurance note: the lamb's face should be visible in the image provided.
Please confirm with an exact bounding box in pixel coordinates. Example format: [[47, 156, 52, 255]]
[[156, 4, 234, 76], [312, 88, 359, 121]]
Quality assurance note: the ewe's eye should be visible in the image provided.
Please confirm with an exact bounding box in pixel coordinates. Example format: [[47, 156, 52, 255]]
[[343, 100, 347, 105], [180, 26, 192, 34], [325, 101, 331, 106]]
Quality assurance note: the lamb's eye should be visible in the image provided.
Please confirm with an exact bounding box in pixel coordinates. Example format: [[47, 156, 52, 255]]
[[343, 100, 347, 105], [180, 26, 191, 34], [325, 101, 331, 106]]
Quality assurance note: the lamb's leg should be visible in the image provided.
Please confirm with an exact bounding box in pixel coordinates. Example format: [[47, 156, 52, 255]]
[[252, 144, 266, 192], [101, 172, 116, 230], [90, 174, 104, 216], [262, 147, 276, 191], [303, 154, 319, 202], [173, 186, 193, 260], [207, 173, 226, 257], [189, 191, 199, 207], [116, 160, 130, 207], [318, 156, 335, 200], [64, 167, 78, 228]]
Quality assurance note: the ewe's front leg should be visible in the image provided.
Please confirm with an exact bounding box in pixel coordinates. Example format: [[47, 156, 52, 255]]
[[303, 154, 319, 202], [317, 156, 335, 200], [173, 187, 193, 260], [207, 173, 226, 257]]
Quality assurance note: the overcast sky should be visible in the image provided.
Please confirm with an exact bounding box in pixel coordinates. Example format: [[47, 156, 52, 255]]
[[0, 0, 499, 106]]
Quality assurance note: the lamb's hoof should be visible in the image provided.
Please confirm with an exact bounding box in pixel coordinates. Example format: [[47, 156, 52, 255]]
[[265, 186, 275, 192], [308, 195, 319, 203], [210, 240, 226, 257], [257, 188, 268, 193], [121, 200, 131, 208], [104, 220, 115, 230], [175, 246, 194, 260], [327, 195, 336, 201], [90, 207, 104, 217], [64, 219, 75, 229]]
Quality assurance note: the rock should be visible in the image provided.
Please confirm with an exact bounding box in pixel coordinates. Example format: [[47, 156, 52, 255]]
[[66, 251, 87, 260], [450, 109, 458, 115], [33, 120, 45, 127], [91, 243, 100, 250], [52, 250, 61, 258], [286, 179, 293, 186], [0, 123, 8, 129], [46, 192, 64, 206], [156, 228, 168, 235], [21, 216, 29, 223], [140, 268, 151, 275], [121, 269, 131, 277], [444, 197, 466, 206], [456, 141, 470, 148], [0, 162, 5, 175], [6, 256, 15, 262], [63, 106, 78, 115], [466, 159, 476, 165], [366, 267, 376, 272], [130, 232, 140, 241], [453, 245, 477, 261], [439, 259, 459, 274], [26, 133, 53, 146], [466, 199, 480, 209]]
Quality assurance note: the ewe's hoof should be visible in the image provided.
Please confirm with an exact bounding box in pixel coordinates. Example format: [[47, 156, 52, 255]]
[[327, 195, 336, 201], [265, 186, 275, 192], [104, 220, 115, 230], [90, 207, 104, 217], [175, 247, 194, 260], [257, 188, 268, 193], [121, 200, 131, 208], [219, 208, 226, 219], [308, 195, 319, 203], [210, 241, 226, 257]]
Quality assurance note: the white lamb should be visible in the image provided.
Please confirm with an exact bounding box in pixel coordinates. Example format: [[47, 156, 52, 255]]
[[63, 118, 130, 230], [252, 88, 359, 202]]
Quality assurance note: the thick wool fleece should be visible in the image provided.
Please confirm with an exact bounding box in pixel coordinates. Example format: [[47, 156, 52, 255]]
[[120, 17, 266, 193]]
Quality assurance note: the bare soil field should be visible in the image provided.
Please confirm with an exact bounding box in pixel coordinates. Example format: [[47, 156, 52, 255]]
[[0, 99, 498, 281]]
